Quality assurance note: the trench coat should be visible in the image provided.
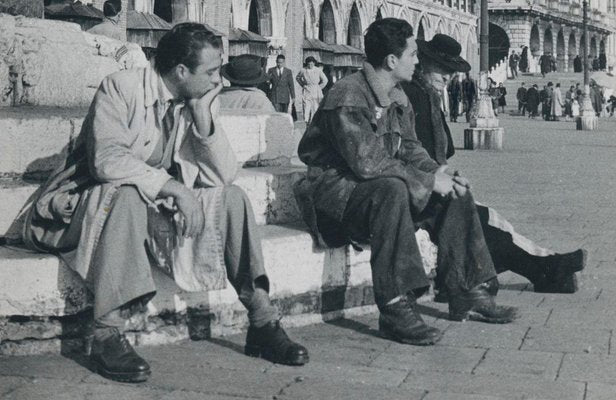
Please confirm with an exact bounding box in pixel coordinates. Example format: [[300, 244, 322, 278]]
[[23, 65, 238, 291]]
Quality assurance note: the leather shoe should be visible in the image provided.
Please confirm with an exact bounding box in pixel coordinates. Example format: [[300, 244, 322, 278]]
[[449, 283, 519, 324], [533, 249, 586, 293], [379, 295, 443, 345], [90, 328, 151, 383], [245, 320, 309, 366]]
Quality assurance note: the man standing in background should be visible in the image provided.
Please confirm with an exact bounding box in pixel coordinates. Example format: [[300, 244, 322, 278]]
[[267, 54, 295, 114]]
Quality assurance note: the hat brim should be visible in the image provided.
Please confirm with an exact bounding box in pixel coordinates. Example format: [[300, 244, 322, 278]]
[[417, 40, 471, 73], [221, 64, 269, 86]]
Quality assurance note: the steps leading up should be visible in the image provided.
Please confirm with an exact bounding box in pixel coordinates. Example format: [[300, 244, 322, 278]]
[[0, 107, 300, 176]]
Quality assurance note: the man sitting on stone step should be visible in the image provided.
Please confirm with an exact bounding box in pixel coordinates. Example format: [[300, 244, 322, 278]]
[[400, 34, 586, 299], [23, 23, 308, 383], [294, 18, 518, 347]]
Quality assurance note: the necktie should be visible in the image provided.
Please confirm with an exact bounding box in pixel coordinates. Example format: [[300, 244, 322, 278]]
[[162, 100, 176, 146], [278, 68, 282, 77]]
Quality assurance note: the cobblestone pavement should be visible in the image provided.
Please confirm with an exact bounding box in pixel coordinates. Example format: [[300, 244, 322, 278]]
[[2, 115, 616, 399]]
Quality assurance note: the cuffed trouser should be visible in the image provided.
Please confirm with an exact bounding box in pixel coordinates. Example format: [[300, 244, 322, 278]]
[[329, 178, 497, 310], [84, 185, 278, 328], [476, 205, 551, 283]]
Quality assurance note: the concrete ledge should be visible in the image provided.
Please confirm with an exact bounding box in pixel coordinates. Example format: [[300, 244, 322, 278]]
[[0, 225, 437, 355], [0, 109, 299, 175]]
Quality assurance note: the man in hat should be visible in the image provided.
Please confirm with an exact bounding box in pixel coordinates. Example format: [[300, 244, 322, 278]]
[[88, 0, 123, 41], [267, 54, 295, 113], [218, 54, 275, 112], [402, 34, 586, 298], [295, 18, 518, 348], [23, 23, 308, 384]]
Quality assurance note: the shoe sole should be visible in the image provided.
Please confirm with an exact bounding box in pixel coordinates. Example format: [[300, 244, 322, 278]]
[[450, 310, 518, 324], [93, 361, 151, 383], [534, 249, 586, 294], [245, 345, 309, 366], [379, 329, 443, 346]]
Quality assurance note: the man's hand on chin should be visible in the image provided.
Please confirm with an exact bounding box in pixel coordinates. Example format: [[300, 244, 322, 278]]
[[187, 83, 223, 139]]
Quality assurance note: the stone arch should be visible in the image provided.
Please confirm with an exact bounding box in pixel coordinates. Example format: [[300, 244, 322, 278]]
[[568, 31, 577, 70], [590, 36, 597, 57], [248, 0, 272, 36], [416, 13, 430, 40], [302, 0, 318, 38], [435, 18, 446, 35], [347, 2, 362, 49], [318, 0, 336, 44], [543, 27, 553, 55], [530, 24, 541, 56], [556, 29, 565, 71], [489, 22, 509, 68]]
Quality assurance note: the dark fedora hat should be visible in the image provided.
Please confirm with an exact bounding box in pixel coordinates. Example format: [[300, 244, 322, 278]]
[[221, 54, 268, 86], [417, 34, 471, 73]]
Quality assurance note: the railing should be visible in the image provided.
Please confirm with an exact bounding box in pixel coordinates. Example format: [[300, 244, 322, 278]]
[[488, 56, 509, 84]]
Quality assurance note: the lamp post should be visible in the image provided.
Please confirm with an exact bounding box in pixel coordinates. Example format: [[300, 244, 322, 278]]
[[464, 0, 505, 150], [576, 0, 598, 130]]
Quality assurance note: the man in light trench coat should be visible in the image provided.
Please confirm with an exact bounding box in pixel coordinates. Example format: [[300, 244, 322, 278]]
[[23, 23, 308, 383]]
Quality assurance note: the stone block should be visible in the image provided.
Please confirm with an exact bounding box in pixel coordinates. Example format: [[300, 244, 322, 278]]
[[0, 1, 44, 18], [464, 127, 504, 150], [521, 326, 611, 354], [559, 353, 616, 385], [370, 345, 486, 374], [472, 348, 562, 380]]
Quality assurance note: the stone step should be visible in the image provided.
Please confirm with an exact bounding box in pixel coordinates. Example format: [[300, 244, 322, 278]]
[[0, 107, 301, 176], [0, 166, 306, 240], [0, 225, 437, 355]]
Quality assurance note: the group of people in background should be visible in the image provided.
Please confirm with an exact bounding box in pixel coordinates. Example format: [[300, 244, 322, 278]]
[[515, 80, 609, 120], [446, 72, 478, 122]]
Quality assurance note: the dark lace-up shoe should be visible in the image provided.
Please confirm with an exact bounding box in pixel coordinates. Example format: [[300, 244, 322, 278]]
[[533, 249, 586, 293], [379, 295, 443, 346], [90, 328, 151, 383], [449, 283, 519, 324], [245, 320, 309, 366]]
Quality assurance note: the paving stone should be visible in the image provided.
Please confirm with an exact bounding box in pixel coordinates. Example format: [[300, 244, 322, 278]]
[[0, 375, 29, 397], [370, 345, 486, 374], [473, 349, 563, 380], [585, 382, 616, 400], [521, 326, 610, 354], [276, 379, 426, 400], [401, 370, 585, 400], [437, 322, 529, 350], [0, 353, 91, 382], [559, 353, 616, 385], [423, 393, 507, 400]]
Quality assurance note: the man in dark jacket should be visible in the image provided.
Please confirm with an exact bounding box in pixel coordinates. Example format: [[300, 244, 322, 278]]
[[526, 84, 540, 118], [267, 54, 295, 113], [461, 72, 477, 122], [295, 19, 518, 347], [516, 82, 527, 116], [403, 35, 586, 298]]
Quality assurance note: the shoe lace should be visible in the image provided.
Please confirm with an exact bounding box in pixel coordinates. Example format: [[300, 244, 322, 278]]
[[117, 334, 133, 353]]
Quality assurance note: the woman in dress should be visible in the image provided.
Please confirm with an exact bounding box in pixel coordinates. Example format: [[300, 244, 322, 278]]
[[296, 56, 328, 124]]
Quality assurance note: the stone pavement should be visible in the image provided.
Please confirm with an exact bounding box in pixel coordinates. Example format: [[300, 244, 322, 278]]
[[1, 114, 616, 400]]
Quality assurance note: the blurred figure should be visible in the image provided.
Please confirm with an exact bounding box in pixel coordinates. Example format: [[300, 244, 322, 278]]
[[267, 54, 295, 114], [516, 82, 527, 116], [296, 56, 328, 124], [218, 54, 275, 112], [87, 0, 123, 41], [551, 83, 563, 121], [447, 73, 462, 122], [461, 72, 477, 122], [526, 83, 540, 118]]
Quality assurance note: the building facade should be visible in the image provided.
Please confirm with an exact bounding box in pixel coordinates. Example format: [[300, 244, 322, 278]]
[[488, 0, 616, 73], [127, 0, 480, 81]]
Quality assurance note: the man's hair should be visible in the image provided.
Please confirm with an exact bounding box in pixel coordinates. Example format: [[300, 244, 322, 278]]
[[521, 82, 525, 85], [155, 23, 222, 75], [364, 18, 414, 68], [547, 82, 553, 87], [103, 0, 121, 17], [556, 83, 560, 87], [276, 54, 286, 61]]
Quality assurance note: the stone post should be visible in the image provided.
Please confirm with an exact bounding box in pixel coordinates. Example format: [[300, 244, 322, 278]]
[[577, 0, 599, 130], [464, 0, 504, 150]]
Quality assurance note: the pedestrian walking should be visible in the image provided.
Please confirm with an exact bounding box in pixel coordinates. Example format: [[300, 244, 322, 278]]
[[267, 54, 295, 114], [540, 53, 551, 78], [296, 56, 328, 124], [574, 55, 582, 72], [519, 46, 529, 73], [509, 50, 519, 78], [516, 82, 527, 116], [526, 83, 540, 118], [488, 78, 499, 115], [462, 72, 477, 122], [551, 82, 563, 121], [564, 85, 575, 119], [497, 82, 507, 114], [447, 73, 462, 122]]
